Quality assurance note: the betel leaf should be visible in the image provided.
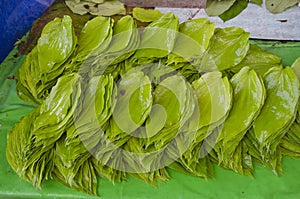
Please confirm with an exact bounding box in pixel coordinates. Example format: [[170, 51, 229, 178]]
[[75, 16, 113, 61], [177, 71, 232, 177], [20, 74, 81, 188], [145, 75, 195, 148], [167, 18, 215, 65], [16, 16, 77, 104], [230, 44, 282, 76], [73, 74, 115, 153], [281, 121, 300, 158], [250, 67, 299, 171], [101, 15, 140, 65], [253, 67, 299, 151], [191, 71, 232, 131], [219, 0, 249, 22], [37, 15, 76, 76], [112, 69, 152, 133], [53, 130, 96, 195], [73, 74, 116, 151], [123, 137, 170, 185], [6, 108, 55, 189], [86, 16, 140, 77], [16, 47, 41, 104], [265, 0, 300, 14], [132, 7, 163, 23], [205, 0, 236, 16], [106, 16, 136, 53], [132, 12, 179, 64], [217, 67, 266, 162], [200, 27, 250, 72], [32, 73, 82, 148], [6, 109, 39, 183]]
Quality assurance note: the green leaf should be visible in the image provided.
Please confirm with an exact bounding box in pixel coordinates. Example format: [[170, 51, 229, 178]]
[[250, 0, 263, 5], [291, 57, 300, 80], [65, 0, 125, 16], [219, 0, 249, 22], [132, 12, 179, 64], [250, 67, 299, 171], [145, 75, 195, 148], [191, 71, 232, 130], [112, 70, 152, 133], [102, 16, 140, 65], [205, 0, 236, 16], [16, 16, 77, 104], [53, 132, 97, 195], [219, 67, 266, 159], [200, 27, 250, 72], [75, 16, 113, 61], [266, 0, 300, 14], [37, 16, 76, 75], [133, 7, 163, 23], [230, 44, 282, 76], [167, 18, 215, 64], [74, 74, 116, 138], [33, 73, 81, 143], [253, 67, 299, 149]]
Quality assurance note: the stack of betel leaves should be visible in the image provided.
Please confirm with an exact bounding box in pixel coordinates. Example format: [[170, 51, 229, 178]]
[[6, 11, 300, 196]]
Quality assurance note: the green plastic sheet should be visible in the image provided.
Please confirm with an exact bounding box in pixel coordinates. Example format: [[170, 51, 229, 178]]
[[1, 40, 300, 198]]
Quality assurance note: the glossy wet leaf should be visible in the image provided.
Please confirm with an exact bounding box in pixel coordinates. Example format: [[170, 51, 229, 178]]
[[37, 16, 76, 75], [133, 13, 179, 64], [191, 71, 232, 131], [253, 67, 299, 150], [217, 67, 266, 165], [200, 27, 250, 72], [16, 16, 77, 104], [75, 16, 113, 61], [101, 16, 140, 65], [32, 73, 82, 148], [250, 67, 299, 171], [167, 18, 215, 64], [145, 75, 195, 148], [75, 75, 115, 130], [230, 44, 282, 75], [177, 71, 232, 177]]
